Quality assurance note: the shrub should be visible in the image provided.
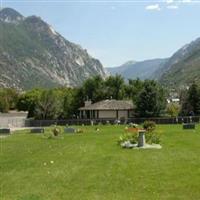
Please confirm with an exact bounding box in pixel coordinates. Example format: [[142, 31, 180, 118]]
[[0, 99, 9, 113], [118, 132, 138, 145], [44, 131, 54, 139], [50, 125, 61, 137], [143, 121, 156, 132], [145, 131, 161, 144], [52, 127, 61, 136], [143, 121, 161, 144], [44, 126, 62, 139]]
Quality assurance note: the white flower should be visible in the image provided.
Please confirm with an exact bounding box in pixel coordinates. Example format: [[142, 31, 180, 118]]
[[44, 162, 47, 166], [50, 161, 54, 164]]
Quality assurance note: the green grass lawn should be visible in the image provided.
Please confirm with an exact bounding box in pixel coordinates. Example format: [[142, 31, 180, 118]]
[[1, 125, 200, 200]]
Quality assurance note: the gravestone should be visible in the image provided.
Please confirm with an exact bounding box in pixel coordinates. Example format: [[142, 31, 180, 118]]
[[91, 120, 94, 126], [0, 128, 11, 134], [64, 127, 76, 133], [138, 130, 146, 147], [183, 123, 195, 129], [31, 128, 44, 133]]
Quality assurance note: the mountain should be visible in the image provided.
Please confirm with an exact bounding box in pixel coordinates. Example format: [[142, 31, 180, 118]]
[[106, 58, 167, 80], [157, 38, 200, 88], [107, 61, 137, 75], [0, 8, 106, 90], [0, 7, 24, 23], [107, 37, 200, 88]]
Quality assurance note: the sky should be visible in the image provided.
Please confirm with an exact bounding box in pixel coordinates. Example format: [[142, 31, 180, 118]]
[[1, 0, 200, 67]]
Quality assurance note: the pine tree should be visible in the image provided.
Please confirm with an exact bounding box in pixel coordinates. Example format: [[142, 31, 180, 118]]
[[135, 80, 166, 117], [187, 83, 200, 115]]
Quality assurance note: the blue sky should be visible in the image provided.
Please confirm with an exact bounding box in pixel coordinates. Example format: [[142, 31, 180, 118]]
[[2, 0, 200, 67]]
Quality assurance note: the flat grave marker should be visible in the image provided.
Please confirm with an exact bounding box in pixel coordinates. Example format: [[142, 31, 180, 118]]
[[31, 128, 45, 133], [64, 127, 76, 133], [0, 128, 11, 134], [183, 123, 195, 129]]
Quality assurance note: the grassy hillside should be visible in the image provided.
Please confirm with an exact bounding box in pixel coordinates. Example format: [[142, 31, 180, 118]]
[[1, 125, 200, 200]]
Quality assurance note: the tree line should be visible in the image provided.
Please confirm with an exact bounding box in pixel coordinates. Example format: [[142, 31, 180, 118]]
[[0, 75, 199, 119]]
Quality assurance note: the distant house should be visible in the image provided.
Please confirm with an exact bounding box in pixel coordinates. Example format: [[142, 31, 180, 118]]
[[79, 100, 135, 119]]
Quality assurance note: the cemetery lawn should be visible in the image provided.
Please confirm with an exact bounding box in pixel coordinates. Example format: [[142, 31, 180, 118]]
[[1, 125, 200, 200]]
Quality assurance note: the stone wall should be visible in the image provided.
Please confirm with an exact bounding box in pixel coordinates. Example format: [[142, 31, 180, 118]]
[[0, 112, 28, 128]]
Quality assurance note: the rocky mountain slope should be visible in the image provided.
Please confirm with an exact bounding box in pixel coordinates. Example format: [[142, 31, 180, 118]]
[[156, 38, 200, 88], [0, 8, 106, 90], [106, 58, 167, 80]]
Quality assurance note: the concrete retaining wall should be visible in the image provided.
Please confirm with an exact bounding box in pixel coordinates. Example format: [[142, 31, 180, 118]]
[[0, 112, 28, 128]]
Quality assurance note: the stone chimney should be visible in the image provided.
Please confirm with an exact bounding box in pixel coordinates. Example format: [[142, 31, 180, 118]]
[[84, 100, 92, 107]]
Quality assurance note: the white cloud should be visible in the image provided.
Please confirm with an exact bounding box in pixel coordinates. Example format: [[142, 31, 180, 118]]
[[182, 0, 192, 3], [167, 5, 179, 9], [145, 0, 193, 12], [145, 4, 161, 11], [166, 0, 174, 4]]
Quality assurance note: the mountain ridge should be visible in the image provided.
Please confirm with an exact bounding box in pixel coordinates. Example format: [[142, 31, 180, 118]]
[[106, 58, 168, 80], [0, 8, 106, 90], [1, 8, 200, 89], [107, 37, 200, 88]]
